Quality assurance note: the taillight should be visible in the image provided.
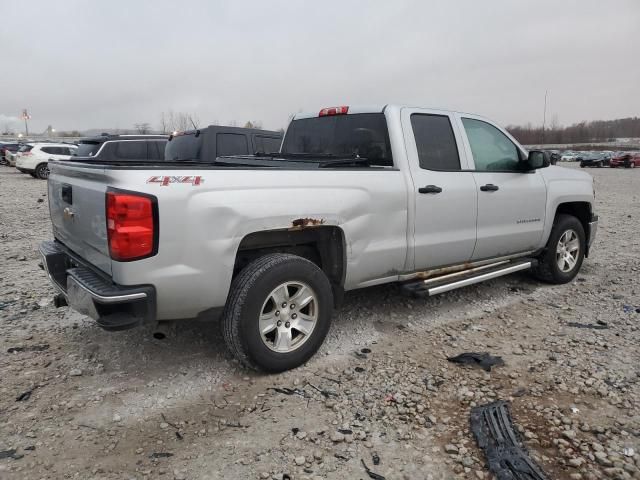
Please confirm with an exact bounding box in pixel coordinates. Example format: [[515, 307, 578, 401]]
[[106, 191, 157, 261], [319, 106, 349, 116]]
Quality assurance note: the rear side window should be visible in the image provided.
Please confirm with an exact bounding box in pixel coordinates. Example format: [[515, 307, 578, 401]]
[[217, 133, 249, 156], [114, 141, 147, 160], [254, 135, 281, 154], [19, 145, 33, 153], [411, 114, 460, 170], [41, 147, 57, 155], [74, 141, 101, 157], [282, 113, 393, 167]]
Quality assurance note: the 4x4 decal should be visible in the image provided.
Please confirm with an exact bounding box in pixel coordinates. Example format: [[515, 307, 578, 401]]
[[147, 176, 204, 186]]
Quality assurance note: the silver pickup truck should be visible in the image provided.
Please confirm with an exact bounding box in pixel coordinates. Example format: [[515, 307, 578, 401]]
[[40, 105, 598, 372]]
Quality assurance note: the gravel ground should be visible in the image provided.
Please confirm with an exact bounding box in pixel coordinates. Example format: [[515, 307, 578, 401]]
[[1, 164, 639, 480]]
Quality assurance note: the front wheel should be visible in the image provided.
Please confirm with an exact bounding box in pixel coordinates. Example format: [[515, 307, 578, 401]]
[[222, 253, 334, 372], [532, 214, 585, 284], [35, 163, 50, 180]]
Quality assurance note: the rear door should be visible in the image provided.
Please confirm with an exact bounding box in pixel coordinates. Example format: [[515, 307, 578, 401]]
[[456, 115, 546, 260], [401, 108, 478, 270], [48, 163, 112, 274]]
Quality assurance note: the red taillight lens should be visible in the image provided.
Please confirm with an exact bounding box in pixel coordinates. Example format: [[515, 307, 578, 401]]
[[106, 191, 157, 261], [319, 106, 349, 117]]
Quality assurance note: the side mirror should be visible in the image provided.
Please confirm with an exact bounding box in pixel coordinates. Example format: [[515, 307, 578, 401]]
[[526, 150, 551, 170]]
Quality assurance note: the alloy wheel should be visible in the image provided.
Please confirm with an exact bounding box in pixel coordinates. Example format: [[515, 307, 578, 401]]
[[258, 281, 318, 353], [556, 229, 580, 273]]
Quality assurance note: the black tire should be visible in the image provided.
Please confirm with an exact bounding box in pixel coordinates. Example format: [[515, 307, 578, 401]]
[[222, 253, 334, 372], [532, 214, 585, 284], [35, 163, 50, 180]]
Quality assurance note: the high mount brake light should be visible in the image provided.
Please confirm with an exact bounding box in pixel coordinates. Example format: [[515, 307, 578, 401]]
[[106, 191, 158, 261], [319, 106, 349, 117]]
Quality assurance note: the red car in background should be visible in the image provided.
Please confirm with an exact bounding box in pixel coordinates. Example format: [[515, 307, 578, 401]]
[[610, 152, 640, 168]]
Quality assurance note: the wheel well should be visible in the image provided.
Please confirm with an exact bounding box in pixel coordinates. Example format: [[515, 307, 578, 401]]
[[555, 202, 591, 232], [234, 227, 346, 306], [554, 202, 592, 256]]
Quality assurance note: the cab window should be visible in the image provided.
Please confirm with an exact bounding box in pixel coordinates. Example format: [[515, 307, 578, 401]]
[[462, 118, 521, 171]]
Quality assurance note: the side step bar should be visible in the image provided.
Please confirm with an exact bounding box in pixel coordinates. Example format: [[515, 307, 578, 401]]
[[402, 259, 535, 297]]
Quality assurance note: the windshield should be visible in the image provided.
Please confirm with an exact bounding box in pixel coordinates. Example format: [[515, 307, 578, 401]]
[[281, 113, 393, 166], [74, 141, 101, 157], [165, 132, 203, 161]]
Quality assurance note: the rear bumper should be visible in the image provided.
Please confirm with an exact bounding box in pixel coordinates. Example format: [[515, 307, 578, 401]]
[[39, 240, 156, 331]]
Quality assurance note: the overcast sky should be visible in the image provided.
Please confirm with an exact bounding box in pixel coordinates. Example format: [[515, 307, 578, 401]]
[[1, 0, 638, 133]]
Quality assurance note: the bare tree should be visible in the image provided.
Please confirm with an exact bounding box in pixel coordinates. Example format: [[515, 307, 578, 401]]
[[243, 120, 263, 129], [134, 122, 151, 134], [159, 111, 201, 133]]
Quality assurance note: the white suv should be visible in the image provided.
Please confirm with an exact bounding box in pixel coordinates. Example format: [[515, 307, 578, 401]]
[[15, 143, 77, 179]]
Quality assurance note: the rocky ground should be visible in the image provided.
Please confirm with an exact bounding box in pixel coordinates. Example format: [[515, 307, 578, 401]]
[[1, 163, 639, 480]]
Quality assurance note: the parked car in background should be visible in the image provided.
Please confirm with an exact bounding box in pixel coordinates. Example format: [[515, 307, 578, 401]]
[[546, 150, 560, 165], [579, 152, 609, 168], [71, 134, 168, 162], [40, 104, 597, 372], [16, 143, 78, 179], [610, 152, 640, 168], [1, 142, 24, 166], [560, 151, 578, 162], [165, 126, 283, 162]]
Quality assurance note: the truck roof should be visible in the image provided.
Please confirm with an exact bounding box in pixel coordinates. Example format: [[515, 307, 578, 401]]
[[80, 134, 169, 143], [292, 104, 484, 120], [172, 125, 282, 137]]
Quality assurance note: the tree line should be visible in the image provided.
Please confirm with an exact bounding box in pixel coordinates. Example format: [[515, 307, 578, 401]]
[[507, 117, 640, 145]]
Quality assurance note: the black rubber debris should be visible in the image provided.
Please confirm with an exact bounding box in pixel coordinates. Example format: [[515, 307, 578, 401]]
[[149, 452, 174, 459], [267, 387, 307, 397], [470, 400, 548, 480], [0, 449, 23, 460], [7, 344, 50, 353], [16, 390, 32, 402], [360, 348, 371, 354], [448, 352, 505, 372], [372, 452, 380, 465], [337, 428, 352, 435], [355, 366, 366, 373], [567, 322, 608, 330], [361, 459, 386, 480]]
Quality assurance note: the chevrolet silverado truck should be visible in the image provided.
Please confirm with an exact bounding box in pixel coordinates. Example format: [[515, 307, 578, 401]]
[[40, 105, 598, 372]]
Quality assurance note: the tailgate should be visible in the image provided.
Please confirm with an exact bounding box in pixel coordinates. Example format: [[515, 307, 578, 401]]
[[48, 161, 112, 275]]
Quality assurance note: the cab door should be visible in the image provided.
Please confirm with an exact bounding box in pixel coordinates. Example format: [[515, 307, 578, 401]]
[[401, 108, 478, 270], [455, 114, 547, 260]]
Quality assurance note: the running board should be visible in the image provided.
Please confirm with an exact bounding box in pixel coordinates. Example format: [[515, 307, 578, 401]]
[[402, 259, 535, 297]]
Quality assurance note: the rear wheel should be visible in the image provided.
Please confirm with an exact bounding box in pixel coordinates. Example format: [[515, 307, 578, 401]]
[[222, 253, 333, 372], [532, 214, 585, 284], [35, 163, 50, 180]]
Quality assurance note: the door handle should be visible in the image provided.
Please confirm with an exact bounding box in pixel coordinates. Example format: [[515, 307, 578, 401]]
[[480, 184, 499, 192], [418, 185, 443, 194]]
